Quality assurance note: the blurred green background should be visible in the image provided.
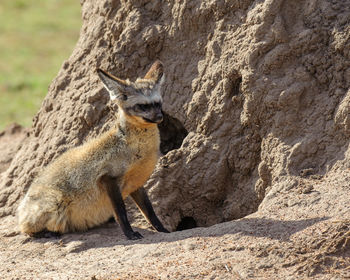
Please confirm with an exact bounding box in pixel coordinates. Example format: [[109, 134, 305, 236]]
[[0, 0, 81, 131]]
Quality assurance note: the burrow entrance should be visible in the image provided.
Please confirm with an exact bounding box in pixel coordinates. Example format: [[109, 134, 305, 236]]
[[176, 216, 197, 231], [158, 112, 188, 155]]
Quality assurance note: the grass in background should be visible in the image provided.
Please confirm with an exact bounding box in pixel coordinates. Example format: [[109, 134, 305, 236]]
[[0, 0, 81, 131]]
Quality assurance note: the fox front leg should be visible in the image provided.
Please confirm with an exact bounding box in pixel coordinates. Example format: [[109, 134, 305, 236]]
[[99, 175, 143, 240], [130, 187, 169, 233]]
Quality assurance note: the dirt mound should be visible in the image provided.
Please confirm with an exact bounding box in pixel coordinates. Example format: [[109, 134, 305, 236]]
[[0, 0, 349, 278], [0, 123, 28, 175]]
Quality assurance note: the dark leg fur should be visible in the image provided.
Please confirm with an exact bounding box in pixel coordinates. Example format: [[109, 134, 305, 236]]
[[32, 230, 61, 239], [100, 175, 143, 240], [130, 187, 169, 233], [107, 216, 115, 223]]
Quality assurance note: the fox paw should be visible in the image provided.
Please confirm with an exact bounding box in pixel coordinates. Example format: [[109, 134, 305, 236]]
[[127, 231, 143, 240]]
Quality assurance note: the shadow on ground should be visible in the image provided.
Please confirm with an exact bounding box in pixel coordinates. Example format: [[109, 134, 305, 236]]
[[25, 216, 328, 253]]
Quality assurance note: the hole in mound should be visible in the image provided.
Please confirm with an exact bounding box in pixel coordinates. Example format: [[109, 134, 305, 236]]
[[176, 216, 197, 231], [158, 112, 188, 155], [229, 75, 242, 97]]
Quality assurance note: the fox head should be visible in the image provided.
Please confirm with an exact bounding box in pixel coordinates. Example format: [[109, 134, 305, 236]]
[[97, 60, 164, 126]]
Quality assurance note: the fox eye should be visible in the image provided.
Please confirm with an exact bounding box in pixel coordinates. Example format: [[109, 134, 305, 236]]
[[135, 102, 161, 112], [136, 104, 147, 111], [154, 102, 162, 109]]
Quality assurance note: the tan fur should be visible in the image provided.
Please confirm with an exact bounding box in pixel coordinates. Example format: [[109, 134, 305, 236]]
[[18, 63, 163, 236]]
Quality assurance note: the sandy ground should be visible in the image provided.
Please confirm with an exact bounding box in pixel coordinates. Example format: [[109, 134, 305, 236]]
[[1, 168, 349, 279]]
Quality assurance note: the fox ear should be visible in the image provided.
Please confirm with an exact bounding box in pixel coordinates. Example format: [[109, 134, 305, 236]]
[[144, 60, 165, 86], [97, 69, 129, 101]]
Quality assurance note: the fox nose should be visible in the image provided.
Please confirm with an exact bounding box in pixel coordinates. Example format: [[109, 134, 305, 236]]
[[154, 112, 163, 123]]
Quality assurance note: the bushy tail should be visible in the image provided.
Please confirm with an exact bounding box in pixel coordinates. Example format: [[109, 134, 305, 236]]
[[17, 186, 66, 235], [17, 194, 49, 235]]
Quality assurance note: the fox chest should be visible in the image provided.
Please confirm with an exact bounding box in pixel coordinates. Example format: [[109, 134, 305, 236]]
[[121, 135, 159, 198], [121, 152, 158, 198]]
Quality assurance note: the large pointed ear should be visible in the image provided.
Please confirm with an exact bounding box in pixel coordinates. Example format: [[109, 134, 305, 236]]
[[144, 60, 165, 86], [97, 69, 129, 101]]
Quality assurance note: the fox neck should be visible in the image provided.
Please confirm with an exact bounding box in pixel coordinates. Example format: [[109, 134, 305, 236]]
[[117, 109, 160, 153], [118, 109, 158, 132]]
